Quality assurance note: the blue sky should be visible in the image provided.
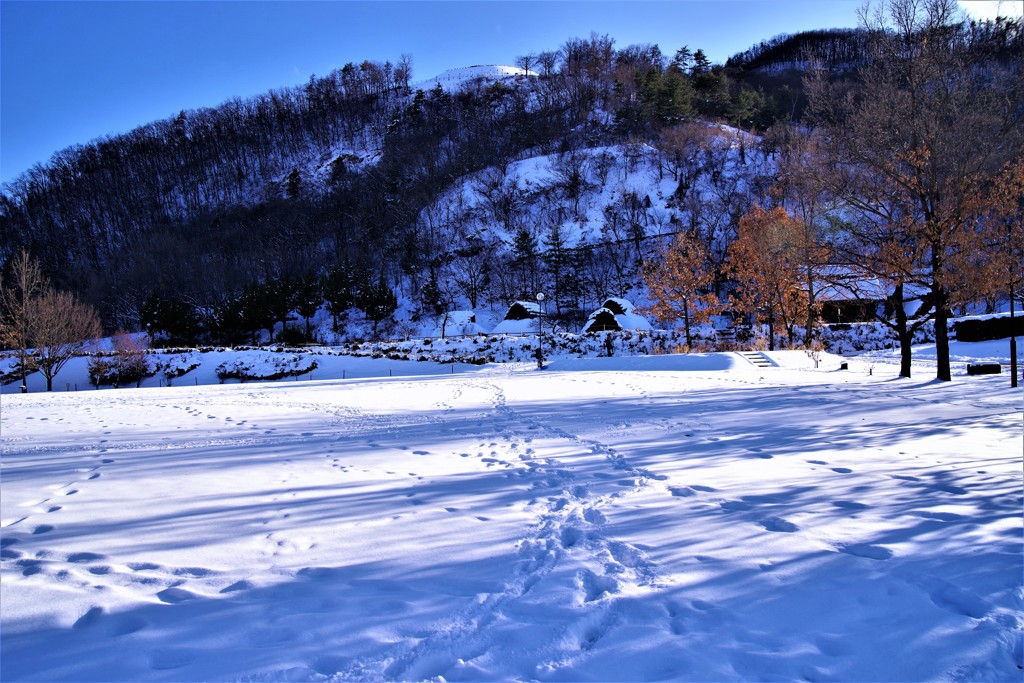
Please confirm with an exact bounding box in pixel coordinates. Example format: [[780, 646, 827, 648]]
[[0, 0, 1013, 185]]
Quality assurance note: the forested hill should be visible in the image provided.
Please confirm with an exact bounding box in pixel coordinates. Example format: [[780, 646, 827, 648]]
[[726, 19, 1023, 72], [1, 16, 1021, 343], [0, 32, 799, 330]]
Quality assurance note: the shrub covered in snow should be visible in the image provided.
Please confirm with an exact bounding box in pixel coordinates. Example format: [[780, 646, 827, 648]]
[[215, 353, 318, 383], [153, 352, 203, 384]]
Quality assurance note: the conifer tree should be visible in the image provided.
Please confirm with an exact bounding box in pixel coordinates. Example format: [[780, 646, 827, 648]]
[[323, 263, 355, 332], [294, 271, 322, 339], [358, 274, 398, 339]]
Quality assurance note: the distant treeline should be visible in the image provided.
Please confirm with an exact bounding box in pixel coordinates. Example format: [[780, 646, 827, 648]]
[[726, 19, 1022, 72]]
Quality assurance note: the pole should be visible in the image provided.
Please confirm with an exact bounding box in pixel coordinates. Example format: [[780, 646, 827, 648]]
[[1011, 284, 1018, 388], [536, 292, 545, 369]]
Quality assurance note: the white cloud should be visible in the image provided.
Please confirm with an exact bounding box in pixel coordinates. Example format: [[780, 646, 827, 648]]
[[958, 0, 1024, 21]]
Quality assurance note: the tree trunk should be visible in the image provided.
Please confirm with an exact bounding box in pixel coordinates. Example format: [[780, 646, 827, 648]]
[[899, 327, 914, 379], [805, 263, 815, 346], [934, 295, 951, 381], [19, 349, 28, 392], [893, 283, 912, 378], [683, 299, 691, 347]]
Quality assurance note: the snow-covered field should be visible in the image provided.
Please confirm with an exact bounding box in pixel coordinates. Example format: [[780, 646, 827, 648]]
[[1, 348, 1021, 682]]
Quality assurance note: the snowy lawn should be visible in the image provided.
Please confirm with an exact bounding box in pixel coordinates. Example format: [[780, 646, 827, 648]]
[[1, 351, 1021, 682]]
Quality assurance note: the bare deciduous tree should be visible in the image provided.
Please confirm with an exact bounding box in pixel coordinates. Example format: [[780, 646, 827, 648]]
[[0, 250, 46, 391], [30, 289, 102, 391]]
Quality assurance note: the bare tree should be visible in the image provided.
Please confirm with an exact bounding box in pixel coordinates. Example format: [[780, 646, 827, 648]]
[[769, 126, 834, 343], [29, 289, 102, 391], [536, 51, 559, 77], [0, 250, 46, 391], [515, 53, 536, 76]]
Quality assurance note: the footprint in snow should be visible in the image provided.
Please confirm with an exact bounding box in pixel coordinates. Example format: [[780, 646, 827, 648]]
[[73, 606, 105, 630], [578, 569, 619, 602], [172, 566, 216, 578], [156, 587, 199, 603], [911, 510, 967, 522], [837, 543, 892, 560], [220, 579, 255, 594], [831, 500, 869, 510], [760, 517, 799, 533], [920, 578, 993, 618], [67, 551, 106, 563], [669, 486, 697, 497], [127, 562, 162, 571]]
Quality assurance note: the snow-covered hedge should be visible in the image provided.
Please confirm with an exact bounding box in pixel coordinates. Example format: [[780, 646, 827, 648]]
[[215, 353, 319, 383]]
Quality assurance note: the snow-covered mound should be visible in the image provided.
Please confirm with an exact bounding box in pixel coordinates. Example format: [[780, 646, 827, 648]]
[[414, 64, 538, 92]]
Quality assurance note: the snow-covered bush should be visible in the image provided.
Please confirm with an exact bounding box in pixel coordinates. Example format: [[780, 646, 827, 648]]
[[154, 352, 202, 384], [215, 353, 318, 383]]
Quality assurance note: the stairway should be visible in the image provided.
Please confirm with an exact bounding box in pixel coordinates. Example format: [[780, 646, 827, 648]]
[[738, 351, 774, 368], [716, 327, 737, 347]]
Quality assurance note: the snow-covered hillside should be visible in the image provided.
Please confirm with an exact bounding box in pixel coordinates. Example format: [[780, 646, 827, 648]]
[[413, 64, 538, 92], [1, 348, 1021, 681], [416, 123, 768, 320]]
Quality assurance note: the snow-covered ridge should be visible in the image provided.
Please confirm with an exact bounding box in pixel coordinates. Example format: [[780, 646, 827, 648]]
[[414, 64, 538, 91]]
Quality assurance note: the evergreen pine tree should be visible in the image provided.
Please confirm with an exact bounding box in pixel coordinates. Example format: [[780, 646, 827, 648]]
[[358, 274, 398, 339], [323, 262, 355, 332]]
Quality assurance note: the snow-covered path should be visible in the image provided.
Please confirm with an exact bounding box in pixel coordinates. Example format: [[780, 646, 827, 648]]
[[1, 355, 1021, 682]]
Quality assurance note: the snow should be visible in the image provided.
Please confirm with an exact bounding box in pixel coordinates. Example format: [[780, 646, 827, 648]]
[[413, 65, 538, 93], [1, 343, 1021, 682], [582, 299, 653, 333]]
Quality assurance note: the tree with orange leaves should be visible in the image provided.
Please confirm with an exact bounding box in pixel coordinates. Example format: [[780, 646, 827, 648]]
[[808, 0, 1024, 380], [977, 159, 1024, 387], [642, 231, 721, 348], [727, 206, 810, 350]]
